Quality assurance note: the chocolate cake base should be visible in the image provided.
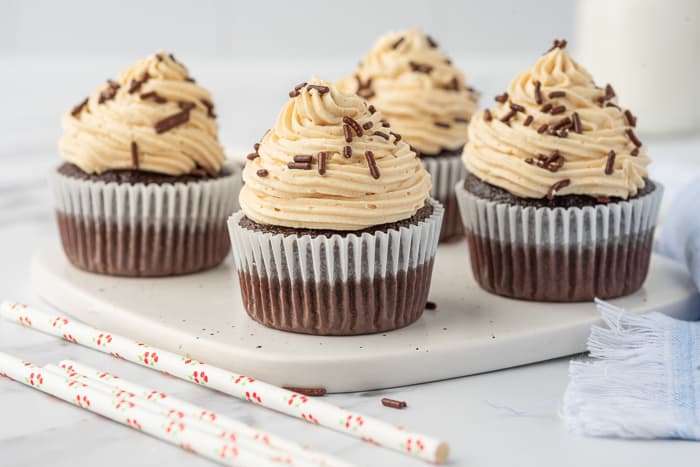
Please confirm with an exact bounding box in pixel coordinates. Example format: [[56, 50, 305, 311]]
[[465, 230, 655, 301], [238, 259, 434, 335], [419, 147, 465, 242], [58, 162, 230, 185], [57, 212, 231, 277]]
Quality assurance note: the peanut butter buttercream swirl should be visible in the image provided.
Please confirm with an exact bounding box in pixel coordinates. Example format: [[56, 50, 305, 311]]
[[239, 79, 432, 231], [463, 40, 650, 200], [337, 30, 479, 156], [59, 51, 225, 175]]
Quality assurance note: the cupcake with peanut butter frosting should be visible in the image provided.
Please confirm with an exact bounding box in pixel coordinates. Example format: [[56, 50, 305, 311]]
[[52, 51, 239, 277], [338, 29, 479, 242], [456, 40, 662, 301], [229, 79, 443, 335]]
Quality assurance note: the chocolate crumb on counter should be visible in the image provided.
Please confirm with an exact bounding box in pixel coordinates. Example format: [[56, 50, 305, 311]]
[[605, 150, 616, 175], [130, 141, 139, 169], [626, 128, 642, 147], [256, 169, 269, 177], [382, 398, 407, 409], [343, 146, 352, 158], [425, 301, 437, 310], [547, 178, 571, 200], [365, 150, 380, 179], [71, 98, 88, 117], [154, 108, 191, 134], [317, 152, 327, 175], [284, 387, 327, 397], [343, 116, 364, 137], [141, 91, 167, 104], [533, 80, 543, 105], [494, 92, 508, 104]]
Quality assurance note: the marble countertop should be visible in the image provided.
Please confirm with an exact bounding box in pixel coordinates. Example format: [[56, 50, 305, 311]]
[[1, 58, 699, 467]]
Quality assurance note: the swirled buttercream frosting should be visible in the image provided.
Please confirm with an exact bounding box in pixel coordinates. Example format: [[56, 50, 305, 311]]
[[337, 29, 479, 156], [462, 40, 650, 200], [239, 78, 432, 231], [59, 51, 225, 176]]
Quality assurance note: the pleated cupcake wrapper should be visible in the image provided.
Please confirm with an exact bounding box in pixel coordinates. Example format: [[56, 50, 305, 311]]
[[228, 199, 444, 284], [454, 180, 664, 301], [421, 155, 466, 241], [49, 163, 241, 276]]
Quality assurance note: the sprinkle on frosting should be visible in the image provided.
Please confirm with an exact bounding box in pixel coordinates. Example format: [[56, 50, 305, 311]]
[[462, 40, 650, 199], [59, 50, 225, 175], [238, 78, 431, 231], [337, 29, 479, 156]]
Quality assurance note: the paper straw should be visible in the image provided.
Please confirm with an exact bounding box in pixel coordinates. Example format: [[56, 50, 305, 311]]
[[0, 352, 285, 467], [53, 362, 352, 467], [0, 301, 449, 464]]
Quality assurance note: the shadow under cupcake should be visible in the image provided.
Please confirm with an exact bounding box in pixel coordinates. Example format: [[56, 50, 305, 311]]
[[338, 29, 479, 243], [228, 79, 443, 335], [53, 51, 240, 277], [456, 39, 662, 302]]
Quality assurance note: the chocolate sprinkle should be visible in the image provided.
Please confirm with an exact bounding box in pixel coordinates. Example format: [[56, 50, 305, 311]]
[[547, 178, 571, 200], [128, 73, 149, 94], [525, 157, 534, 164], [624, 109, 637, 127], [409, 61, 433, 74], [288, 161, 311, 170], [154, 108, 190, 134], [130, 141, 139, 169], [433, 122, 451, 129], [500, 110, 517, 124], [540, 103, 553, 113], [256, 169, 268, 177], [343, 124, 353, 143], [484, 109, 493, 121], [510, 103, 525, 113], [246, 153, 259, 160], [283, 387, 327, 397], [343, 116, 363, 136], [425, 301, 437, 310], [390, 131, 402, 142], [605, 150, 616, 175], [550, 105, 566, 115], [534, 80, 543, 105], [381, 121, 391, 128], [572, 112, 582, 133], [626, 128, 642, 147], [70, 98, 88, 117], [537, 124, 548, 134], [368, 104, 376, 114], [254, 143, 260, 152], [343, 146, 352, 158], [523, 115, 534, 126], [546, 39, 568, 53], [494, 92, 508, 104], [293, 155, 313, 163], [552, 116, 572, 131], [307, 84, 330, 94], [140, 91, 167, 104], [548, 91, 566, 98], [454, 116, 470, 123], [362, 121, 374, 130], [631, 147, 640, 156], [365, 150, 380, 179], [317, 152, 327, 175], [537, 150, 565, 172], [391, 36, 405, 49], [426, 35, 438, 48], [373, 130, 390, 139], [381, 398, 407, 409], [178, 101, 196, 111], [200, 98, 216, 118], [98, 81, 120, 104]]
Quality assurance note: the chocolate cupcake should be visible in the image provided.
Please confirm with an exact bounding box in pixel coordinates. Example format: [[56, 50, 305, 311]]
[[228, 79, 442, 335], [338, 30, 479, 242], [456, 40, 662, 301], [52, 51, 239, 277]]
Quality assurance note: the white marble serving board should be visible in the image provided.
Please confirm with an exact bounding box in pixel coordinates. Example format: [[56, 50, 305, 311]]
[[31, 242, 700, 392]]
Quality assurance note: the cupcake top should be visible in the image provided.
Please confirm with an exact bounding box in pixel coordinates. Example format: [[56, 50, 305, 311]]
[[239, 78, 432, 231], [59, 51, 226, 176], [463, 40, 650, 200], [337, 29, 479, 156]]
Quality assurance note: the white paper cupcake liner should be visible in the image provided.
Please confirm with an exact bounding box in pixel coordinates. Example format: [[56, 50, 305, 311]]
[[454, 179, 664, 301], [421, 154, 466, 242], [49, 162, 241, 276], [227, 200, 444, 335]]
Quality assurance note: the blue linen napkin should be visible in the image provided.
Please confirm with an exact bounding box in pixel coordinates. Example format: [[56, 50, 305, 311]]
[[562, 179, 700, 440]]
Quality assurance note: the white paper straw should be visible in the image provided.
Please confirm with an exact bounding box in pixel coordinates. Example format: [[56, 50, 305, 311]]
[[0, 352, 283, 467], [0, 301, 449, 464], [53, 361, 353, 467]]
